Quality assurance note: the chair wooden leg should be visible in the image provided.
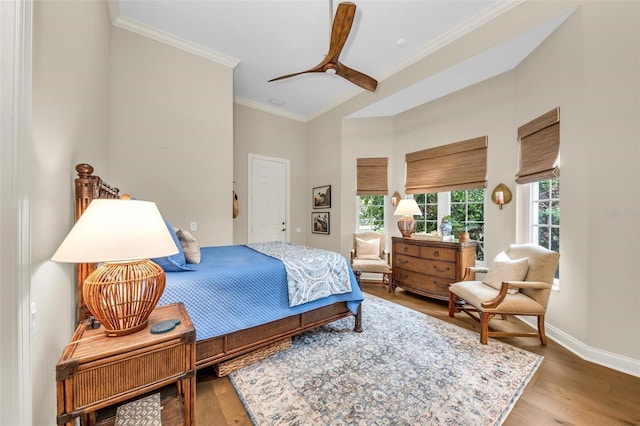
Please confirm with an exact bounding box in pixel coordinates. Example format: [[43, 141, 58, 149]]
[[538, 314, 548, 345], [480, 312, 489, 345], [383, 272, 392, 292], [448, 291, 456, 318]]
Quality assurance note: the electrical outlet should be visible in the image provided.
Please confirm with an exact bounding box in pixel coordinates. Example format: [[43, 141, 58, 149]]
[[190, 222, 197, 231], [31, 302, 37, 336]]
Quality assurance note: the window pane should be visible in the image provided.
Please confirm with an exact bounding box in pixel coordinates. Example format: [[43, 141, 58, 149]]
[[451, 190, 465, 203], [414, 193, 438, 235], [538, 201, 550, 224], [425, 205, 437, 221], [449, 188, 485, 262], [358, 195, 384, 232], [551, 201, 560, 226], [539, 180, 550, 199], [537, 226, 549, 248]]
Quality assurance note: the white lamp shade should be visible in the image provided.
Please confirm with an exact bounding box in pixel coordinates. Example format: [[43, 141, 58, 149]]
[[52, 199, 179, 263], [393, 199, 422, 216]]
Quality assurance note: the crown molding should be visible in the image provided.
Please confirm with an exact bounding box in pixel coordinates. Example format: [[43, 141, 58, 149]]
[[234, 97, 308, 123], [111, 15, 240, 69]]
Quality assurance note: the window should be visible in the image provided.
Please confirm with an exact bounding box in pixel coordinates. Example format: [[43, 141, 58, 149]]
[[414, 193, 438, 233], [358, 195, 385, 232], [414, 189, 485, 262], [451, 189, 485, 262], [530, 178, 560, 278]]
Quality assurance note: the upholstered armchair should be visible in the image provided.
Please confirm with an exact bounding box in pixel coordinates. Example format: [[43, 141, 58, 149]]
[[448, 243, 560, 345], [350, 232, 391, 291]]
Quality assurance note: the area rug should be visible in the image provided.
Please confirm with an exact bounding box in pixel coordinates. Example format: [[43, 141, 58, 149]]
[[229, 293, 542, 425]]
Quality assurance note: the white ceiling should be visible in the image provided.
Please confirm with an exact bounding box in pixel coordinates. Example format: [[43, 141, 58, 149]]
[[112, 1, 572, 122]]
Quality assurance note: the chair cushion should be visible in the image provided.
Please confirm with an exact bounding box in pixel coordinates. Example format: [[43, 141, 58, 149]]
[[449, 280, 546, 314], [351, 258, 391, 274], [355, 237, 381, 260], [482, 252, 528, 294]]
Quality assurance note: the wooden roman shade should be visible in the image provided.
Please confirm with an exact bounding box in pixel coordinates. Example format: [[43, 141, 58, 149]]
[[405, 136, 487, 194], [356, 158, 388, 195], [516, 107, 560, 184]]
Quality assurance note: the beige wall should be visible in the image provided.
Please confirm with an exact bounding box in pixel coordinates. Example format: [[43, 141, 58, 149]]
[[233, 104, 308, 245], [31, 0, 112, 423], [110, 27, 234, 247]]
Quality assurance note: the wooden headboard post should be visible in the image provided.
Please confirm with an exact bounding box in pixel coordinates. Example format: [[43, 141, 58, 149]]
[[73, 163, 119, 323]]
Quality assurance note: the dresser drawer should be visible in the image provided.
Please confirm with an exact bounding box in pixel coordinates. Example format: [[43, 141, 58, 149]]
[[391, 237, 477, 301], [419, 246, 455, 262], [393, 268, 452, 299], [394, 242, 420, 257], [394, 254, 456, 279]]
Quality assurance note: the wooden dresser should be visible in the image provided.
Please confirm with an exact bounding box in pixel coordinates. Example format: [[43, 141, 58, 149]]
[[391, 237, 477, 301]]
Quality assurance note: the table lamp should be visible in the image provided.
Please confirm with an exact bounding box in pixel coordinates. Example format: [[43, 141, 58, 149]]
[[394, 198, 422, 237], [52, 198, 178, 336]]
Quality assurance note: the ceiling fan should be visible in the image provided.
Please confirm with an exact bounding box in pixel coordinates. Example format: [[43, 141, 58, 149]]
[[268, 1, 378, 92]]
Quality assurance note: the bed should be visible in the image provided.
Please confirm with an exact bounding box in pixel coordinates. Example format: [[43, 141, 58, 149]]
[[72, 163, 363, 370]]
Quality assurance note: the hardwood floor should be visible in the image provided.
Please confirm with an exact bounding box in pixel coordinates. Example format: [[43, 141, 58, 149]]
[[195, 281, 640, 425]]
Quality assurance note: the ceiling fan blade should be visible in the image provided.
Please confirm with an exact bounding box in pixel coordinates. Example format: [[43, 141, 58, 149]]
[[268, 64, 325, 83], [336, 62, 378, 92], [325, 2, 356, 64]]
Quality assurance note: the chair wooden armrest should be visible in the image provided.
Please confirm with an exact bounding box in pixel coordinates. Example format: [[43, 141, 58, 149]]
[[350, 249, 355, 264], [384, 251, 391, 265], [503, 280, 552, 290], [462, 266, 487, 281], [481, 280, 552, 308]]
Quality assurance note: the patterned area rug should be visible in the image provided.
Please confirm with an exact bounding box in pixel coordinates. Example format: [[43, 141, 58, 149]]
[[229, 293, 542, 425]]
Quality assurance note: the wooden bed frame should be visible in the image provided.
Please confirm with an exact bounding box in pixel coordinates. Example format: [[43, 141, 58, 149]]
[[72, 163, 362, 370]]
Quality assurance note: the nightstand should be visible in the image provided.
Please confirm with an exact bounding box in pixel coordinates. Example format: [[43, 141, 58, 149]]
[[56, 303, 195, 426]]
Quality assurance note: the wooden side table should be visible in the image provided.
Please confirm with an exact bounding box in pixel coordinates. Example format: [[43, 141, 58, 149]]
[[56, 303, 196, 426]]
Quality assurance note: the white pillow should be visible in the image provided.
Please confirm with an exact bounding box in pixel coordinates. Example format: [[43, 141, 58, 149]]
[[356, 237, 380, 260], [482, 252, 528, 294]]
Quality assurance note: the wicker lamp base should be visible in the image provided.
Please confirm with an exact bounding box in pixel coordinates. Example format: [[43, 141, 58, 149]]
[[83, 259, 166, 336]]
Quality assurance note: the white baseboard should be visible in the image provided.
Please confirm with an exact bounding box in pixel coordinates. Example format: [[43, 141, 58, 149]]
[[518, 317, 640, 378]]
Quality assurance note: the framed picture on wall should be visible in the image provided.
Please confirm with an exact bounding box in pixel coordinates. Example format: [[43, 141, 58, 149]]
[[312, 185, 331, 209], [311, 212, 330, 235]]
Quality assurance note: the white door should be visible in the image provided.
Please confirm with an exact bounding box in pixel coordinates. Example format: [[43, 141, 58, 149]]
[[249, 155, 289, 243]]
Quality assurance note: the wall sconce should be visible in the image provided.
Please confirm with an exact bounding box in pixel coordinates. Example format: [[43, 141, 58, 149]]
[[391, 191, 401, 207], [491, 183, 512, 210]]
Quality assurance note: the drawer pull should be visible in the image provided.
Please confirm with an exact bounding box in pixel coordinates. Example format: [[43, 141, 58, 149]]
[[403, 247, 409, 252], [433, 251, 440, 257], [398, 273, 408, 280], [398, 258, 408, 264], [433, 265, 450, 273]]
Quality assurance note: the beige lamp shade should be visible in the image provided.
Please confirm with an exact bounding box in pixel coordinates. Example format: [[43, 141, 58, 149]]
[[52, 199, 178, 263], [394, 199, 422, 238], [52, 198, 179, 336]]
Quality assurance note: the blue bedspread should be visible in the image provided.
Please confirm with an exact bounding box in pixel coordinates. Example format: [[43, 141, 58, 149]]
[[158, 244, 364, 341]]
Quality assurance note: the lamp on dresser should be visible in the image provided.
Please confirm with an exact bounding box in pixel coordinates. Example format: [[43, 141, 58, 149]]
[[52, 198, 178, 336], [394, 198, 422, 237]]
